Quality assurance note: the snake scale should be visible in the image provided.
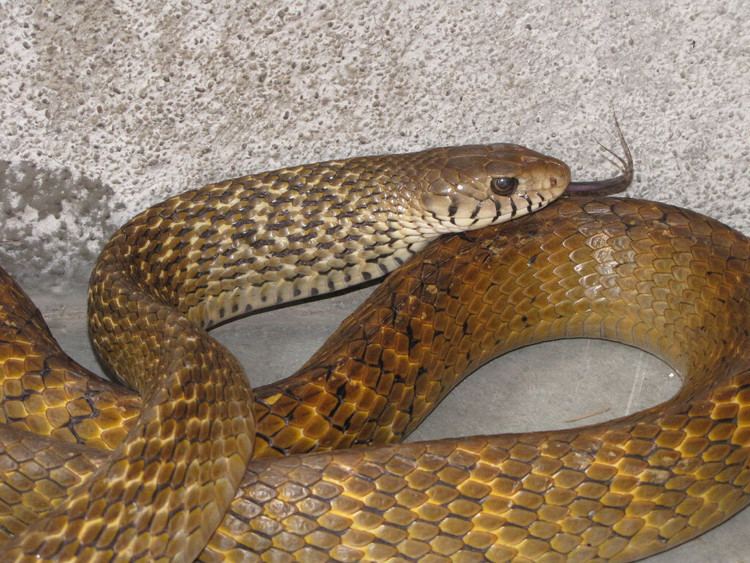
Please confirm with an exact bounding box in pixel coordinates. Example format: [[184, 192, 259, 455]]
[[0, 134, 748, 562]]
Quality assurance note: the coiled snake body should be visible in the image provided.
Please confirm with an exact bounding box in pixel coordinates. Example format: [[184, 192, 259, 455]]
[[0, 140, 748, 561]]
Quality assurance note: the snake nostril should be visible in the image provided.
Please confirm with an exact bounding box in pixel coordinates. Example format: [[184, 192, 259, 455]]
[[550, 177, 558, 188]]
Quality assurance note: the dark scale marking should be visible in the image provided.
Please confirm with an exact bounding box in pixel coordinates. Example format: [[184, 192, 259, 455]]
[[250, 238, 275, 249], [248, 188, 270, 200], [287, 232, 317, 244], [231, 217, 256, 229], [3, 386, 36, 402], [329, 200, 350, 211], [256, 434, 287, 457], [276, 247, 307, 258], [493, 198, 502, 219], [267, 219, 295, 231], [270, 195, 295, 206], [188, 206, 211, 219], [304, 185, 330, 196], [365, 250, 395, 265], [340, 411, 358, 432], [406, 322, 421, 353], [281, 272, 305, 283], [234, 257, 257, 267], [296, 257, 319, 267], [200, 241, 219, 252], [209, 211, 230, 225], [524, 196, 533, 214], [231, 229, 258, 242]]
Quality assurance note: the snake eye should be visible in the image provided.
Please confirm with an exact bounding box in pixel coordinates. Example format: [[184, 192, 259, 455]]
[[490, 176, 519, 196]]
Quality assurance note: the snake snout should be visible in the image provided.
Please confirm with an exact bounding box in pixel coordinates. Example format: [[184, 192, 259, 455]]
[[544, 157, 572, 194]]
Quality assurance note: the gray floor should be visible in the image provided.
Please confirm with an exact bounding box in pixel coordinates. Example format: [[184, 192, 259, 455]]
[[23, 282, 750, 562]]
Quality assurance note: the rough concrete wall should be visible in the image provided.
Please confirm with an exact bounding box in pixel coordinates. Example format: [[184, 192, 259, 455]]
[[1, 1, 748, 285]]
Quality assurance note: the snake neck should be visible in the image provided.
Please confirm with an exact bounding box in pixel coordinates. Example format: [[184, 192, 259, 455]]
[[182, 191, 437, 329], [91, 143, 572, 333], [95, 157, 444, 330]]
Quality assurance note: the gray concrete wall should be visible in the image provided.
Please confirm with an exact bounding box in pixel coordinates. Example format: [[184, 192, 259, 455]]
[[1, 1, 748, 285]]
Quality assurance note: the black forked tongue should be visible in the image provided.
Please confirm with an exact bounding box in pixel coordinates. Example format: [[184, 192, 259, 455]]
[[565, 116, 633, 197]]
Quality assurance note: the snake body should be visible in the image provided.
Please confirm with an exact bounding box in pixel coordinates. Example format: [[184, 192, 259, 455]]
[[0, 144, 568, 560], [0, 142, 748, 561]]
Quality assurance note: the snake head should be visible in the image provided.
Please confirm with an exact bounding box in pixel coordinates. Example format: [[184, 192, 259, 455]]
[[411, 144, 570, 233]]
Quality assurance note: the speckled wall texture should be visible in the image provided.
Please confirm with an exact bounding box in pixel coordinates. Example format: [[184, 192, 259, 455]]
[[1, 1, 748, 285]]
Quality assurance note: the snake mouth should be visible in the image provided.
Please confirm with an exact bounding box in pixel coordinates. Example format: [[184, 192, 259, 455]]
[[565, 116, 634, 197]]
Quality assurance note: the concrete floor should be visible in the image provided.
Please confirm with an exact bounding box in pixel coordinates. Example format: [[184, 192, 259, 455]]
[[22, 281, 750, 562]]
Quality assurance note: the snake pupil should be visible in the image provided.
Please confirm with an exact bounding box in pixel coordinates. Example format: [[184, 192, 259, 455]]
[[491, 176, 519, 196]]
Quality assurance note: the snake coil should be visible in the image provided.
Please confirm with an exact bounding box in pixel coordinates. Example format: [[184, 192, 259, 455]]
[[1, 133, 747, 562]]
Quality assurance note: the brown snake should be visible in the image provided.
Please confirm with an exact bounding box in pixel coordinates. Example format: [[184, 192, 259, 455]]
[[0, 133, 748, 561]]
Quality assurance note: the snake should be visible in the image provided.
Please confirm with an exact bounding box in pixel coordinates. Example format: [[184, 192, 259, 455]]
[[0, 130, 748, 562]]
